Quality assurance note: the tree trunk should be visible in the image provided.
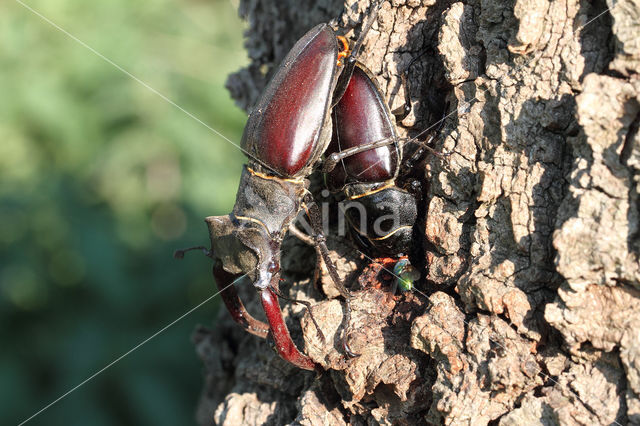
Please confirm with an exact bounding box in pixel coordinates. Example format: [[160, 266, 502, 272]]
[[194, 0, 640, 424]]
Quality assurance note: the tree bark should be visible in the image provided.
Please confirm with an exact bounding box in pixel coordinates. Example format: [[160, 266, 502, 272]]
[[195, 0, 640, 424]]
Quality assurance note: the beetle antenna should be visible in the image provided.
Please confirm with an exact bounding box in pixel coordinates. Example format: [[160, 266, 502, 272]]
[[173, 246, 212, 259]]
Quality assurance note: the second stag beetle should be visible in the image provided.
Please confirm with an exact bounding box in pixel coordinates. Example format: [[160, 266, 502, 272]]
[[176, 8, 382, 370], [323, 58, 443, 292]]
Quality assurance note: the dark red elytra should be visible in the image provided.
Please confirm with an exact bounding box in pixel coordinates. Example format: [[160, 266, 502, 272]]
[[327, 64, 399, 190], [242, 24, 339, 177]]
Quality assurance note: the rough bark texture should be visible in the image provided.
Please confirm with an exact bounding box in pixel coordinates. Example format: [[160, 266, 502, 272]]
[[195, 0, 640, 424]]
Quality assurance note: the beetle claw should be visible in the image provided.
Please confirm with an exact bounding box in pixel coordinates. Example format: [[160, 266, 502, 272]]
[[306, 307, 326, 344], [342, 334, 361, 359]]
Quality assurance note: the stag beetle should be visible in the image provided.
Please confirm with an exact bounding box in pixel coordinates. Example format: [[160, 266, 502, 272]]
[[324, 62, 419, 256], [177, 8, 381, 370], [321, 56, 448, 292], [323, 53, 446, 253]]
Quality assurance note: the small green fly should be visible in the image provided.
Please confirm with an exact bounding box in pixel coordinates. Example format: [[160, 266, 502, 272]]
[[393, 258, 420, 292]]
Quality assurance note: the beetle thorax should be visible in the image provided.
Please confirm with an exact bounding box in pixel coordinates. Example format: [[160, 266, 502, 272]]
[[232, 166, 306, 238]]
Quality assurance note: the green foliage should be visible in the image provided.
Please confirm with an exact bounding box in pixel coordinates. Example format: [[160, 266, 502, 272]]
[[0, 0, 248, 423]]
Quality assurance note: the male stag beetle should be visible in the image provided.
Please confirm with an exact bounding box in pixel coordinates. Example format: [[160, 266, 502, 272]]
[[176, 8, 381, 370]]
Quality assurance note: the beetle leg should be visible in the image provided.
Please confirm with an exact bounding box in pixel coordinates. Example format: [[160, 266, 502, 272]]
[[302, 194, 360, 359], [288, 222, 316, 246], [390, 49, 432, 122], [322, 135, 397, 173], [402, 105, 452, 172], [288, 222, 324, 292], [390, 70, 412, 122], [269, 285, 326, 344], [323, 108, 451, 175], [260, 287, 317, 371], [212, 262, 270, 338]]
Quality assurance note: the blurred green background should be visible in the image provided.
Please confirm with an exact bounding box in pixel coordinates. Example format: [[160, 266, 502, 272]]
[[1, 0, 248, 424]]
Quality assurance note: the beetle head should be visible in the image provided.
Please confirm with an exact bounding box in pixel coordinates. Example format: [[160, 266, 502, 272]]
[[205, 215, 280, 289]]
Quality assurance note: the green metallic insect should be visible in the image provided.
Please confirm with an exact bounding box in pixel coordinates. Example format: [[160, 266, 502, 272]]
[[393, 258, 420, 292]]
